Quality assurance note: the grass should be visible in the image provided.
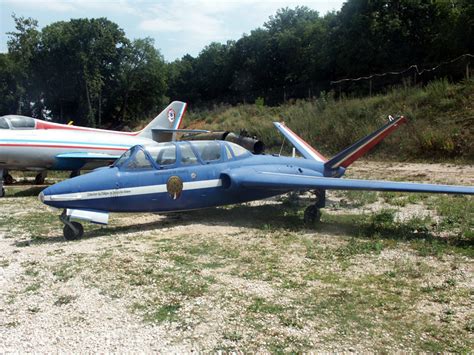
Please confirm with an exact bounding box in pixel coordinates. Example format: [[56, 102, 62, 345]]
[[24, 282, 41, 293], [0, 176, 472, 352], [184, 79, 474, 163], [337, 190, 378, 207]]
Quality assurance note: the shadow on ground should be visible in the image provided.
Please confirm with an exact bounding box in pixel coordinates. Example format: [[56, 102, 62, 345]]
[[16, 201, 472, 252]]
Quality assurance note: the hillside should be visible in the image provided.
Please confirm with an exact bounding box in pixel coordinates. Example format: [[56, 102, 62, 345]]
[[182, 79, 474, 163]]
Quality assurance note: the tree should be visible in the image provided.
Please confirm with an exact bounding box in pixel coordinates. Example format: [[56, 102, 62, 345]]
[[6, 15, 40, 116], [114, 38, 167, 123], [0, 53, 21, 115], [35, 18, 128, 126]]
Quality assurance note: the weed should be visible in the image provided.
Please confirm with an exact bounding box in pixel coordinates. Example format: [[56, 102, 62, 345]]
[[24, 267, 39, 277], [0, 259, 9, 267], [24, 282, 41, 293], [248, 297, 284, 314], [223, 331, 243, 342], [336, 238, 384, 257], [343, 190, 378, 207], [141, 303, 181, 323], [54, 295, 77, 306]]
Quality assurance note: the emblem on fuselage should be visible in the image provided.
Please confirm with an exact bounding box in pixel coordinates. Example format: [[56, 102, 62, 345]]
[[167, 176, 183, 200], [167, 108, 176, 123]]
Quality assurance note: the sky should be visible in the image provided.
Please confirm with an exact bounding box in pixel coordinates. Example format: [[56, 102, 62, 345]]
[[0, 0, 344, 61]]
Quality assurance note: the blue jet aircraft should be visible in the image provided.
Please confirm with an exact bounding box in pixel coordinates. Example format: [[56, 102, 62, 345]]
[[40, 116, 473, 240]]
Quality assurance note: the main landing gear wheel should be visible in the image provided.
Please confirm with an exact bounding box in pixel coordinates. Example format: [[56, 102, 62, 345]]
[[35, 172, 47, 185], [304, 205, 321, 225], [63, 222, 84, 241], [4, 174, 14, 185], [303, 189, 325, 226]]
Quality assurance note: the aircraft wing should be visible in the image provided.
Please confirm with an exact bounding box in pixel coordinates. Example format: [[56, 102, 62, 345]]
[[55, 152, 121, 170], [228, 168, 474, 195]]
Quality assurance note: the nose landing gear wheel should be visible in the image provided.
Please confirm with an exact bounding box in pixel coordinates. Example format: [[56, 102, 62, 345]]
[[304, 205, 321, 226], [60, 210, 84, 240], [63, 221, 84, 241]]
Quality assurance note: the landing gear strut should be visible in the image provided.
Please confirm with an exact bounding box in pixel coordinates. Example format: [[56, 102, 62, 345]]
[[60, 210, 84, 240], [304, 189, 326, 226], [35, 171, 47, 185], [0, 169, 5, 197]]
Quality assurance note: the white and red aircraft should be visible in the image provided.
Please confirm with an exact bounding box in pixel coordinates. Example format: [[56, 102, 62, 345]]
[[0, 101, 202, 197]]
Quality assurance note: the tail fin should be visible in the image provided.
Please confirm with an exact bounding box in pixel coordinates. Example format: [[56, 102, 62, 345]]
[[138, 101, 187, 141], [324, 115, 407, 170], [273, 122, 327, 162]]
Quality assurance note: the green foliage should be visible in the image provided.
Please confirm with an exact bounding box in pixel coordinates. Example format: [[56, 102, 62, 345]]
[[3, 16, 167, 126], [167, 1, 473, 106], [140, 303, 181, 324], [2, 0, 473, 129], [254, 97, 265, 107], [432, 195, 474, 240], [188, 79, 474, 161]]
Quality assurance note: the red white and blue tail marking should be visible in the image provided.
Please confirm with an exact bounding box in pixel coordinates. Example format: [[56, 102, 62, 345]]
[[273, 122, 326, 162], [324, 116, 407, 169]]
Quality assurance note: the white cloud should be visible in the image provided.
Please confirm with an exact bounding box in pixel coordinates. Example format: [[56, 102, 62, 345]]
[[139, 1, 233, 38], [137, 0, 343, 51], [1, 0, 344, 59], [3, 0, 77, 12], [3, 0, 140, 15]]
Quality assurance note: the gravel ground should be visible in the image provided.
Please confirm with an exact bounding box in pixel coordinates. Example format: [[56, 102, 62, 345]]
[[0, 161, 473, 352]]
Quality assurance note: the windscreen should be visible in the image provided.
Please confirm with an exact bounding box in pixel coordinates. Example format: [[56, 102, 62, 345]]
[[9, 116, 35, 129], [124, 149, 154, 170], [147, 143, 177, 166], [0, 117, 9, 129], [190, 141, 222, 162], [180, 143, 199, 165], [113, 149, 132, 167]]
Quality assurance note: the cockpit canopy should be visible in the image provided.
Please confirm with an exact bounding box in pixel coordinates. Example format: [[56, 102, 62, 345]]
[[0, 115, 36, 130], [114, 140, 251, 170]]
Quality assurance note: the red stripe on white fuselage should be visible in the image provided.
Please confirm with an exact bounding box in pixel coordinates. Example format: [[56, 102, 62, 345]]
[[35, 120, 140, 135], [0, 143, 129, 151]]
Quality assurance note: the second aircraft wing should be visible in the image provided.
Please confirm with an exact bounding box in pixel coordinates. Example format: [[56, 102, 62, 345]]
[[227, 168, 474, 195]]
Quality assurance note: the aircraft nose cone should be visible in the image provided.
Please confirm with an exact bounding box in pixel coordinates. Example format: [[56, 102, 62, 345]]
[[38, 191, 45, 203]]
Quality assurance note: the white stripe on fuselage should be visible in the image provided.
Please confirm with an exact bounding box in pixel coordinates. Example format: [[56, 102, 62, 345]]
[[261, 171, 323, 179], [44, 179, 223, 202]]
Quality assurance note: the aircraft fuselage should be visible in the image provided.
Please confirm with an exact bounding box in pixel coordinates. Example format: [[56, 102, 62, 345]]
[[41, 142, 326, 213], [0, 129, 153, 171]]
